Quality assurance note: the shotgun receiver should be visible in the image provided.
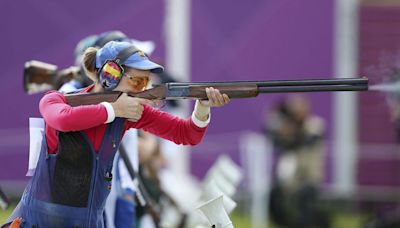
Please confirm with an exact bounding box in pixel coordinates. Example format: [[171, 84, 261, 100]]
[[65, 78, 368, 107]]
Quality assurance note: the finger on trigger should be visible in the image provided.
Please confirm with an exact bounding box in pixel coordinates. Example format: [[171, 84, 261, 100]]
[[119, 93, 128, 99], [137, 98, 154, 106]]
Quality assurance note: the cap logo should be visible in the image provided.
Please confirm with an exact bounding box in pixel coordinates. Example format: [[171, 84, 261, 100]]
[[138, 51, 146, 57]]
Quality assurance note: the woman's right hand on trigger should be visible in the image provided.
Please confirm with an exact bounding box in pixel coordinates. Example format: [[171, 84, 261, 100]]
[[111, 93, 153, 122]]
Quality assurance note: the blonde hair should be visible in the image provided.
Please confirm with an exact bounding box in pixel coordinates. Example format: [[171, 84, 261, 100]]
[[82, 47, 99, 82]]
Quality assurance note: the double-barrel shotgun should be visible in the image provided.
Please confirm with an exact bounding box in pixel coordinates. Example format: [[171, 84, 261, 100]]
[[64, 77, 369, 107]]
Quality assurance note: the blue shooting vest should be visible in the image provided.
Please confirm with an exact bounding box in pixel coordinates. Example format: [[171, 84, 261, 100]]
[[6, 118, 125, 228]]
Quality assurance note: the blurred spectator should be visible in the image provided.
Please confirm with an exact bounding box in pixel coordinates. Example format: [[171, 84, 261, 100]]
[[136, 131, 186, 228], [263, 94, 329, 227]]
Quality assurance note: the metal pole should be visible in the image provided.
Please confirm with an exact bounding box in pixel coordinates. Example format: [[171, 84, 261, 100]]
[[165, 0, 191, 175], [333, 0, 359, 196]]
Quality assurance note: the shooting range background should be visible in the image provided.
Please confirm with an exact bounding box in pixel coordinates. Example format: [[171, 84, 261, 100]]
[[1, 0, 397, 194], [0, 0, 333, 186]]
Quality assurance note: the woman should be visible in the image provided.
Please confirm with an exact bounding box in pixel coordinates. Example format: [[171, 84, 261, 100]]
[[4, 41, 230, 227]]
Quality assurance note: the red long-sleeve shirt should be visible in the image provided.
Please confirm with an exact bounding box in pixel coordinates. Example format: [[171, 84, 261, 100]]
[[39, 87, 208, 154]]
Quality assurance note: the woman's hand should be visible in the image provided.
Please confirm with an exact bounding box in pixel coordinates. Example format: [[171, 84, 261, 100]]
[[194, 87, 230, 122], [199, 87, 230, 107], [111, 93, 153, 122]]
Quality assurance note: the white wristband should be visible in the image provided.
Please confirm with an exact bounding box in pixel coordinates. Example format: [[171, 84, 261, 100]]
[[191, 100, 211, 128], [101, 102, 116, 123]]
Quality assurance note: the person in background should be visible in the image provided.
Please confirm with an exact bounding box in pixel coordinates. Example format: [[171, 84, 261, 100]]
[[264, 94, 329, 228], [133, 131, 187, 228]]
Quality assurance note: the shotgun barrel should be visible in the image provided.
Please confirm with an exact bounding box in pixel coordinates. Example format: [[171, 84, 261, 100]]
[[167, 77, 368, 91]]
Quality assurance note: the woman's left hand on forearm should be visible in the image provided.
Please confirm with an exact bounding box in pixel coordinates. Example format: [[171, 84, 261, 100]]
[[199, 87, 230, 107]]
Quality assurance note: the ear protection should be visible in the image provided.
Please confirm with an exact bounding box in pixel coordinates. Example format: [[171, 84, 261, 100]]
[[98, 46, 140, 90]]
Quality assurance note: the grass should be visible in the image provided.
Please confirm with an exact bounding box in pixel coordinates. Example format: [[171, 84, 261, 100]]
[[232, 216, 364, 228], [331, 212, 366, 228], [230, 210, 365, 228], [231, 211, 252, 227], [0, 203, 15, 224]]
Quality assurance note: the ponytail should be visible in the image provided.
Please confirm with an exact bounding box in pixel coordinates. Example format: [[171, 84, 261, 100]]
[[82, 47, 99, 82]]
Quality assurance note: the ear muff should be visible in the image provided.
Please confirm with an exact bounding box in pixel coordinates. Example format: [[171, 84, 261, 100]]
[[98, 46, 140, 90]]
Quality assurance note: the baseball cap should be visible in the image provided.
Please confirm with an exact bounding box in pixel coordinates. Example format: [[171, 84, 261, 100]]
[[96, 41, 164, 73]]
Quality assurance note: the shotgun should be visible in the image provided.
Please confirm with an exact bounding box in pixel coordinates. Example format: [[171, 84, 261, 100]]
[[24, 60, 91, 94], [65, 78, 369, 107]]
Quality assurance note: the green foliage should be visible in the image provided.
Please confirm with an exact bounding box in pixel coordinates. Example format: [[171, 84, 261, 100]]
[[0, 203, 15, 224]]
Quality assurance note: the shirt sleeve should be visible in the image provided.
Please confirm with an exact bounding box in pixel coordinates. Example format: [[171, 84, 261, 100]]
[[39, 91, 109, 132], [127, 105, 208, 145]]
